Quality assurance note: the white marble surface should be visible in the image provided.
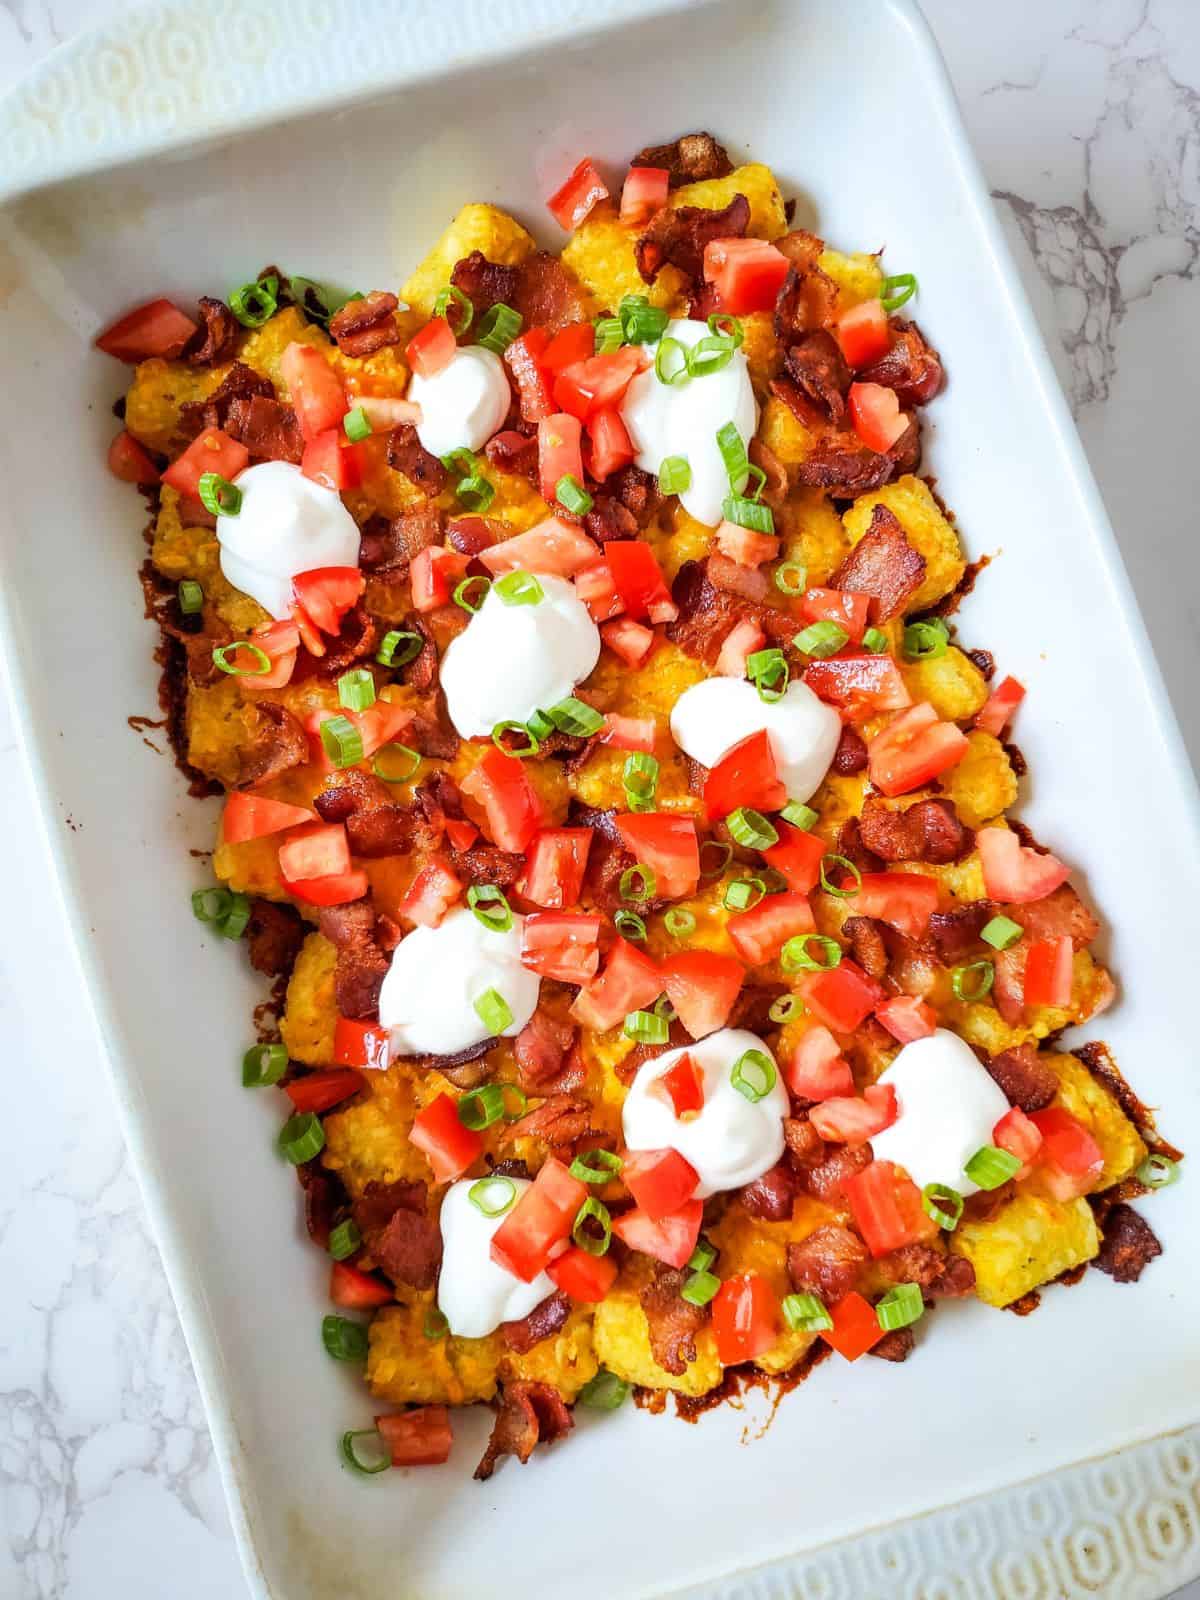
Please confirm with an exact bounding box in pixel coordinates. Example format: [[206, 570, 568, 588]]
[[1, 1, 1199, 1596]]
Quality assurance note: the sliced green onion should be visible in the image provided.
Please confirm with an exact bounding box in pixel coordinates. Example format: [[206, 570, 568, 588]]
[[343, 405, 372, 443], [473, 988, 513, 1036], [964, 1144, 1022, 1190], [373, 743, 421, 784], [707, 312, 744, 347], [337, 667, 376, 712], [747, 646, 788, 704], [768, 994, 802, 1024], [570, 1149, 623, 1184], [1137, 1153, 1181, 1189], [593, 316, 624, 353], [731, 1048, 777, 1103], [880, 272, 918, 312], [618, 294, 668, 345], [688, 1238, 717, 1273], [440, 446, 477, 479], [453, 574, 492, 613], [216, 893, 251, 940], [782, 1292, 833, 1332], [494, 570, 543, 607], [340, 1428, 390, 1475], [664, 908, 696, 940], [468, 1175, 516, 1217], [229, 273, 279, 328], [328, 1219, 362, 1261], [723, 877, 766, 913], [572, 1197, 612, 1256], [467, 884, 512, 933], [192, 886, 251, 937], [653, 994, 676, 1023], [578, 1368, 630, 1409], [212, 641, 271, 677], [434, 283, 473, 335], [780, 801, 819, 831], [658, 455, 691, 495], [699, 840, 733, 879], [624, 1009, 669, 1044], [525, 709, 555, 741], [903, 618, 949, 661], [457, 1084, 506, 1131], [619, 863, 657, 902], [376, 629, 423, 668], [687, 334, 736, 376], [654, 336, 690, 386], [322, 1314, 368, 1363], [876, 1282, 924, 1331], [981, 914, 1023, 951], [423, 1308, 449, 1340], [321, 714, 365, 769], [556, 474, 593, 516], [614, 909, 648, 941], [862, 626, 889, 654], [722, 495, 775, 535], [278, 1112, 324, 1165], [456, 475, 495, 513], [548, 697, 604, 736], [951, 960, 995, 1002], [794, 620, 849, 658], [781, 934, 842, 973], [820, 853, 862, 898], [715, 420, 750, 494], [491, 720, 539, 758], [178, 579, 204, 614], [242, 1042, 288, 1087], [922, 1183, 964, 1231], [623, 752, 659, 813], [476, 302, 522, 354], [726, 807, 779, 850], [682, 1270, 720, 1307], [198, 471, 242, 517], [774, 560, 807, 596]]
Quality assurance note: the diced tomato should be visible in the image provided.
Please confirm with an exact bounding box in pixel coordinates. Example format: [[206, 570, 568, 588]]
[[660, 951, 745, 1039], [291, 567, 365, 636], [410, 1093, 484, 1184], [799, 961, 887, 1034], [848, 381, 910, 453], [375, 1407, 453, 1467], [548, 1246, 619, 1303], [762, 822, 826, 893], [852, 872, 939, 939], [409, 545, 470, 612], [280, 341, 349, 438], [600, 713, 656, 752], [586, 407, 635, 480], [349, 699, 414, 760], [284, 1068, 363, 1114], [875, 994, 938, 1043], [977, 827, 1071, 904], [703, 238, 790, 315], [822, 1291, 885, 1361], [803, 653, 912, 715], [711, 1272, 780, 1364], [542, 322, 596, 374], [868, 702, 970, 797], [993, 1105, 1043, 1177], [843, 1159, 937, 1257], [353, 395, 423, 430], [798, 587, 871, 645], [222, 791, 314, 843], [1024, 936, 1074, 1010], [330, 1261, 393, 1308], [520, 912, 603, 984], [396, 856, 463, 928], [95, 297, 197, 362], [519, 828, 592, 909], [703, 728, 787, 819], [405, 315, 457, 379], [479, 517, 600, 579], [810, 1082, 897, 1146], [714, 520, 780, 568], [716, 618, 766, 678], [619, 165, 669, 227], [575, 560, 623, 622], [547, 157, 609, 231], [284, 869, 370, 907], [727, 892, 815, 967], [570, 937, 662, 1032], [622, 1147, 699, 1219], [975, 674, 1026, 737], [444, 817, 479, 852], [604, 540, 676, 624], [554, 348, 643, 422], [107, 429, 160, 485], [835, 299, 892, 369], [491, 1158, 587, 1281], [1029, 1107, 1104, 1200], [241, 619, 301, 691], [333, 1017, 391, 1071], [614, 813, 700, 899], [610, 1200, 703, 1269], [460, 747, 545, 853], [278, 822, 351, 883], [600, 616, 655, 666], [660, 1053, 705, 1118], [505, 329, 555, 424], [537, 413, 584, 502], [300, 429, 362, 492], [785, 1026, 855, 1101], [161, 428, 249, 501]]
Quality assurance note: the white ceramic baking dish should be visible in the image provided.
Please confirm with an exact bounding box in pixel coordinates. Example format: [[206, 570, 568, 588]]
[[3, 1, 1200, 1596]]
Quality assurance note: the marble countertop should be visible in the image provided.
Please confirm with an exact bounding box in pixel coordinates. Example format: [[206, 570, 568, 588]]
[[2, 2, 1198, 1596]]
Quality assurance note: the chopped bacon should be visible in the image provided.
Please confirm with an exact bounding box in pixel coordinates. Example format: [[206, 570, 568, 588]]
[[583, 493, 638, 544], [829, 504, 927, 622], [925, 901, 993, 963], [1094, 1204, 1162, 1283], [985, 1044, 1058, 1113], [797, 1142, 871, 1204], [474, 1381, 573, 1480], [502, 1093, 593, 1150], [880, 1243, 976, 1298], [328, 290, 401, 357], [317, 899, 391, 1019], [301, 1169, 342, 1252], [513, 251, 594, 335], [314, 770, 416, 858], [782, 331, 852, 423], [832, 725, 869, 775], [635, 193, 751, 285], [358, 506, 442, 576], [786, 1225, 868, 1303], [225, 394, 303, 463], [387, 424, 447, 496], [639, 1265, 711, 1375], [235, 701, 308, 788], [311, 603, 378, 677], [835, 816, 885, 875], [871, 1328, 915, 1363], [184, 297, 239, 366], [666, 558, 792, 666], [630, 131, 733, 187], [773, 380, 920, 496], [859, 318, 945, 407], [783, 1116, 826, 1169], [450, 250, 520, 318], [514, 1010, 579, 1093], [485, 428, 538, 481], [842, 915, 889, 981], [773, 230, 840, 340], [178, 361, 273, 438], [501, 1290, 572, 1353], [351, 1179, 441, 1289], [858, 797, 972, 865], [606, 463, 661, 527], [245, 898, 305, 977], [739, 1161, 796, 1221], [1011, 883, 1099, 948], [749, 437, 789, 510], [707, 551, 771, 601]]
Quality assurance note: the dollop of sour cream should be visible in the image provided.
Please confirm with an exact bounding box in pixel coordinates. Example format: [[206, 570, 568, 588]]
[[216, 461, 361, 620], [669, 677, 842, 803], [620, 317, 758, 527], [408, 345, 511, 459], [378, 907, 539, 1058], [622, 1028, 788, 1199], [439, 573, 601, 740], [869, 1029, 1012, 1196], [437, 1178, 554, 1338]]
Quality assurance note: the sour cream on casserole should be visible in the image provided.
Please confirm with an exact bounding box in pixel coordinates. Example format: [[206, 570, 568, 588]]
[[378, 907, 539, 1058], [439, 573, 600, 740], [620, 317, 758, 527], [869, 1028, 1012, 1196], [622, 1028, 788, 1198], [216, 460, 361, 621], [408, 345, 511, 459], [669, 677, 841, 803], [437, 1178, 554, 1338]]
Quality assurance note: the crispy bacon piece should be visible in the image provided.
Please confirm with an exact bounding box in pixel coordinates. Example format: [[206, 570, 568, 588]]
[[832, 725, 869, 775], [246, 898, 305, 977], [871, 1328, 915, 1363], [925, 901, 993, 964], [749, 437, 788, 510], [787, 1225, 868, 1302], [317, 900, 390, 1019], [485, 429, 538, 481], [328, 290, 401, 357], [359, 506, 442, 576], [858, 797, 972, 865], [314, 770, 415, 858], [514, 1011, 579, 1094], [1012, 884, 1100, 949], [631, 131, 733, 187], [501, 1291, 571, 1353], [184, 297, 239, 367], [235, 701, 308, 788], [448, 839, 525, 888], [773, 231, 840, 340], [739, 1161, 796, 1221], [783, 1116, 826, 1169], [961, 1181, 1014, 1227], [224, 394, 303, 463], [881, 1244, 976, 1298], [985, 1044, 1058, 1113], [300, 1168, 342, 1252], [407, 1039, 493, 1082], [842, 915, 889, 981], [773, 379, 921, 496], [351, 1179, 442, 1289], [708, 552, 770, 601], [314, 604, 378, 677], [178, 361, 273, 437], [859, 318, 945, 407], [584, 495, 638, 544], [450, 250, 520, 318], [635, 193, 751, 285], [639, 1266, 710, 1375], [608, 464, 661, 527], [830, 505, 927, 622], [835, 817, 885, 875], [513, 252, 593, 334], [387, 424, 447, 496], [1094, 1204, 1162, 1283], [798, 1143, 871, 1203], [783, 331, 852, 423], [502, 1094, 593, 1150], [666, 558, 792, 666], [474, 1381, 573, 1480], [445, 516, 498, 557]]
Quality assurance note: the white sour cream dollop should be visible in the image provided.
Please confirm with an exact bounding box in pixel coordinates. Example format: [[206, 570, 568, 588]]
[[408, 345, 511, 459], [869, 1029, 1012, 1196], [620, 317, 758, 527], [216, 460, 361, 620], [437, 1178, 554, 1338], [622, 1028, 788, 1199], [669, 677, 841, 803], [378, 906, 539, 1058], [440, 573, 600, 740]]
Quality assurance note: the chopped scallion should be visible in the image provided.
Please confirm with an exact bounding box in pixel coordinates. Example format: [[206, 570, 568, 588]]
[[726, 808, 778, 850], [468, 1175, 516, 1217], [794, 620, 849, 658], [278, 1112, 324, 1165], [197, 471, 242, 517], [321, 714, 365, 769], [337, 667, 376, 712], [731, 1049, 777, 1103], [328, 1219, 362, 1261], [473, 988, 513, 1036], [876, 1282, 924, 1330], [242, 1042, 288, 1087]]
